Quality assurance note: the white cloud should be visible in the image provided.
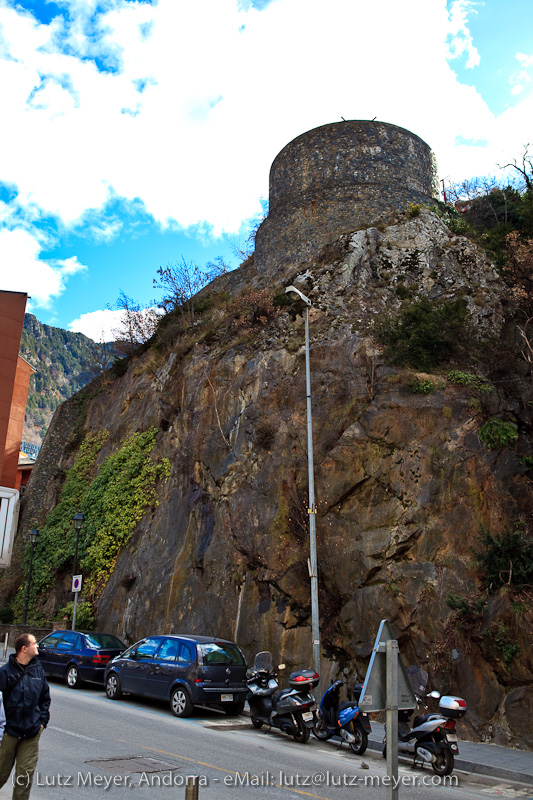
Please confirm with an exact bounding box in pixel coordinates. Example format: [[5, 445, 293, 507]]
[[0, 227, 86, 307], [510, 52, 533, 96], [0, 0, 532, 268], [68, 308, 123, 341], [446, 0, 481, 69]]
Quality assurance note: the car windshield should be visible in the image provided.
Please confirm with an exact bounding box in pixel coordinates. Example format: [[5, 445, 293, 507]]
[[201, 642, 245, 666], [84, 634, 125, 650]]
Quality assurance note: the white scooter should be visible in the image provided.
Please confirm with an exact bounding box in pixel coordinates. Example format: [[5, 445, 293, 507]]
[[383, 666, 466, 776]]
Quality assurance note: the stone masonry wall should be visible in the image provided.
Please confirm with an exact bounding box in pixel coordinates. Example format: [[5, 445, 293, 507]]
[[255, 120, 438, 273]]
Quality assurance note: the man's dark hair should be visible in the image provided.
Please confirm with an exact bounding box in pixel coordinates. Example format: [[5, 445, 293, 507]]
[[15, 633, 33, 654]]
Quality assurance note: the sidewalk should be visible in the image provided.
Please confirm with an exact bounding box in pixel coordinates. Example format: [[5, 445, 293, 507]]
[[368, 722, 533, 787]]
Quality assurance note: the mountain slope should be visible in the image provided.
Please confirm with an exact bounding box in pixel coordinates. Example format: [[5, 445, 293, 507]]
[[20, 314, 98, 444]]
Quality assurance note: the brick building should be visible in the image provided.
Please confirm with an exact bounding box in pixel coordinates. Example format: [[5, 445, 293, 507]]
[[0, 290, 33, 566]]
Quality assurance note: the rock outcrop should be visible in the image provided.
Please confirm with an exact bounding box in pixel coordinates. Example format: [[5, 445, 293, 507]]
[[11, 209, 533, 748]]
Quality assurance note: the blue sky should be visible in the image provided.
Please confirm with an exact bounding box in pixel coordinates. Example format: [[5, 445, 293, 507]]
[[0, 0, 532, 340]]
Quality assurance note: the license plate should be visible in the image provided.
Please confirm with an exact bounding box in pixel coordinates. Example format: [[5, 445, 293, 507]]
[[221, 694, 233, 702], [302, 711, 314, 722], [446, 734, 458, 742]]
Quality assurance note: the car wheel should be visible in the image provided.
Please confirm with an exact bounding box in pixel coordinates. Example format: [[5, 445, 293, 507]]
[[222, 702, 245, 716], [66, 665, 82, 689], [170, 687, 193, 718], [106, 672, 123, 700]]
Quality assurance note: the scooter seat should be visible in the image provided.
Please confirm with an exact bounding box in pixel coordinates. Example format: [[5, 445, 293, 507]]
[[339, 701, 359, 712], [413, 713, 433, 727], [273, 688, 293, 704]]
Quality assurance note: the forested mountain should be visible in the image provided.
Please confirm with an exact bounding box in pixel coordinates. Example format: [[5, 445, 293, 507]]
[[21, 314, 98, 444]]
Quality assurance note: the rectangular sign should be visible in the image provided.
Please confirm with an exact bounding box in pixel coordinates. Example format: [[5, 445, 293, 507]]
[[0, 487, 20, 568], [72, 575, 83, 593]]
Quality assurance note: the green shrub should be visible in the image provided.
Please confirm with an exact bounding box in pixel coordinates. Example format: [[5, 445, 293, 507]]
[[476, 523, 533, 592], [272, 293, 292, 308], [375, 297, 469, 370], [411, 380, 435, 394], [447, 370, 492, 393], [486, 622, 521, 666], [57, 600, 95, 630], [406, 202, 422, 218], [478, 418, 518, 449]]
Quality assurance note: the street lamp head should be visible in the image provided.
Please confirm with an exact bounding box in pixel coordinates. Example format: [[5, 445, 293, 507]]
[[28, 529, 39, 544], [285, 285, 311, 306], [73, 512, 85, 531]]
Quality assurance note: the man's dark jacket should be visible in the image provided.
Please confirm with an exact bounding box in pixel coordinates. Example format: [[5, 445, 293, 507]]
[[0, 654, 51, 738]]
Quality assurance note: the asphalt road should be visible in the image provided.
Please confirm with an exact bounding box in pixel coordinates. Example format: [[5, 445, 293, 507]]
[[0, 681, 529, 800]]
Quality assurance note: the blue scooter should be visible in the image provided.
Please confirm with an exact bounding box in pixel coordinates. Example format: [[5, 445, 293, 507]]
[[313, 680, 371, 754]]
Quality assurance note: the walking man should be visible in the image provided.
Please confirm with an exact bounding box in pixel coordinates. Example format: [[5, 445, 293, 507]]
[[0, 633, 50, 800]]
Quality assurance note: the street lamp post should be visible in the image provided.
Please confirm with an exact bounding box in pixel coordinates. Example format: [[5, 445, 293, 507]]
[[285, 285, 321, 675], [72, 512, 85, 631], [22, 529, 39, 625]]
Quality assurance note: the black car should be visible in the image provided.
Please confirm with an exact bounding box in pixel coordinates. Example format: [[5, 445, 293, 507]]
[[104, 634, 247, 717], [38, 630, 125, 688]]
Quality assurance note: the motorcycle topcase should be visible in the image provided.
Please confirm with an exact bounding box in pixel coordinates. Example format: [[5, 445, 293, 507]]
[[289, 669, 320, 689], [439, 695, 467, 719]]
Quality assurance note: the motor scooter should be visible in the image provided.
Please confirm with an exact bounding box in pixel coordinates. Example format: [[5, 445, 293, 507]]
[[383, 666, 467, 776], [313, 679, 371, 754], [246, 651, 319, 743]]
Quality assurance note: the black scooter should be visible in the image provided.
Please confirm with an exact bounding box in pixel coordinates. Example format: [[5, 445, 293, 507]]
[[246, 651, 319, 743]]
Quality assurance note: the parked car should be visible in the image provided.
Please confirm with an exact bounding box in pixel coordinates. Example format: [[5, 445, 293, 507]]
[[104, 634, 247, 717], [38, 630, 125, 688]]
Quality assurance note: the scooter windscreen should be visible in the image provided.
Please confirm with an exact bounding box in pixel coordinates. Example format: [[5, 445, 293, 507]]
[[253, 651, 273, 671], [406, 665, 428, 696]]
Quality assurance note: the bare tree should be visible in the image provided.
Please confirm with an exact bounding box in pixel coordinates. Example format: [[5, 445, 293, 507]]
[[111, 291, 160, 357], [153, 257, 229, 327], [499, 144, 533, 195], [87, 336, 115, 376], [225, 201, 268, 263]]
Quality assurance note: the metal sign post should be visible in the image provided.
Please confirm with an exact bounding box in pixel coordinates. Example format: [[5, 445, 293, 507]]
[[386, 639, 399, 800], [72, 575, 82, 631]]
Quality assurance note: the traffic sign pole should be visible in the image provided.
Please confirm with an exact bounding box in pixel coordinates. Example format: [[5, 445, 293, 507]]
[[71, 575, 82, 631], [386, 639, 399, 800]]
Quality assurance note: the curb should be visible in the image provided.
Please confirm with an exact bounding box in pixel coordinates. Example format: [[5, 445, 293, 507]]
[[366, 736, 533, 787]]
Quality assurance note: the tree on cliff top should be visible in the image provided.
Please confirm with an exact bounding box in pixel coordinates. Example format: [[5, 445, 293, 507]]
[[111, 291, 160, 356], [153, 256, 229, 327]]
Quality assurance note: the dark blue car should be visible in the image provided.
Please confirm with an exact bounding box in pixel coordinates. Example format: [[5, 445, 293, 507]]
[[104, 634, 247, 717], [38, 630, 125, 688]]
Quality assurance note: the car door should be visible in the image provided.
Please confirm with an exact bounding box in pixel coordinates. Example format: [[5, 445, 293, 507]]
[[38, 632, 64, 676], [144, 637, 181, 698], [53, 632, 81, 677], [120, 637, 161, 695]]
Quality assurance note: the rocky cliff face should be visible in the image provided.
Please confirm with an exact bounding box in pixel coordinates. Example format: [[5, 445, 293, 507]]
[[13, 208, 533, 748]]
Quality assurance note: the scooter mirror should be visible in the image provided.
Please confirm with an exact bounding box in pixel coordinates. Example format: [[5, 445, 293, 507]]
[[278, 664, 286, 670], [343, 667, 349, 675], [428, 690, 441, 699]]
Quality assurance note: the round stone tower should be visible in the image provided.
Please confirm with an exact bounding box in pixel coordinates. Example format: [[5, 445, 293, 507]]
[[254, 120, 438, 273]]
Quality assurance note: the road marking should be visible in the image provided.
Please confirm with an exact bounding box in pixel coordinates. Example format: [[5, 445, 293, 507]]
[[117, 740, 330, 800], [49, 725, 100, 741]]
